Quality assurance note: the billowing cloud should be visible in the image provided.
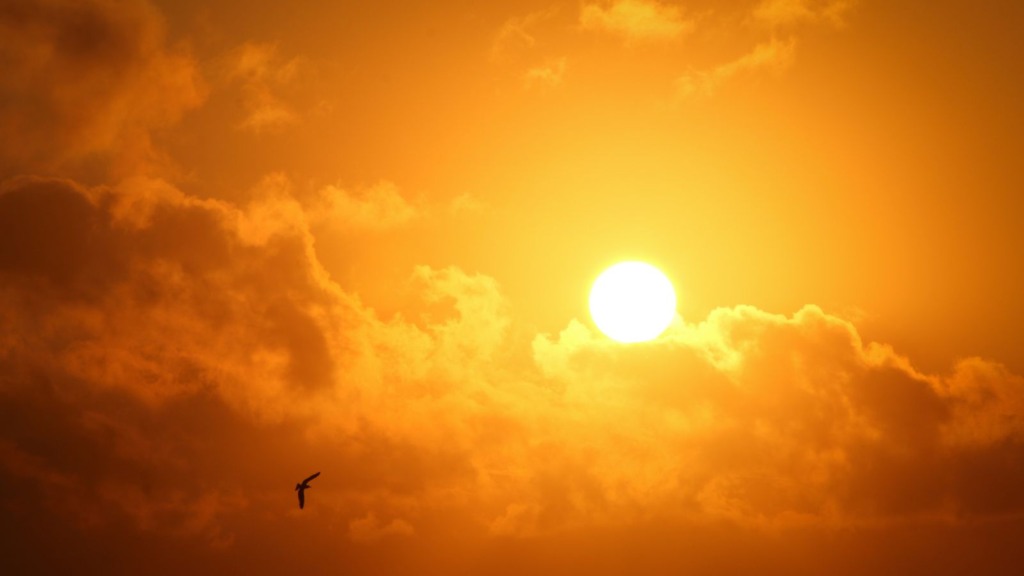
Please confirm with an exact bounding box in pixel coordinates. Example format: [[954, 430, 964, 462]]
[[580, 0, 693, 42], [0, 0, 204, 178], [3, 174, 1024, 566], [531, 305, 1024, 528]]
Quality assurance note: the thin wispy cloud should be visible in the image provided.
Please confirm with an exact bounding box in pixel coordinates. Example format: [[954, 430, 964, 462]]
[[675, 37, 797, 99], [580, 0, 694, 42], [753, 0, 857, 28], [225, 42, 301, 132]]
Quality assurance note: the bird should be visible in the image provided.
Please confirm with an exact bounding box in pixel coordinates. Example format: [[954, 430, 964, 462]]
[[295, 472, 320, 509]]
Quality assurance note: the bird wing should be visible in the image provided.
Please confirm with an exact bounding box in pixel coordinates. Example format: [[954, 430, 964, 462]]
[[298, 488, 305, 509], [303, 471, 321, 484]]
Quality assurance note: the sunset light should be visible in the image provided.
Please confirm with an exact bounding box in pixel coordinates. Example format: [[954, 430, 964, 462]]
[[3, 1, 1024, 575]]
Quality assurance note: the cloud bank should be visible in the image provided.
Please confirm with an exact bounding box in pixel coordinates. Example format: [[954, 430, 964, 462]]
[[3, 175, 1024, 564]]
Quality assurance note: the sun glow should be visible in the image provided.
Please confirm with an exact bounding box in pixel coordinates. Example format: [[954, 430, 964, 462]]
[[589, 261, 677, 343]]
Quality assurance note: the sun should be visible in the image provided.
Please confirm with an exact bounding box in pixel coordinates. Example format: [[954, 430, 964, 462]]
[[589, 261, 677, 343]]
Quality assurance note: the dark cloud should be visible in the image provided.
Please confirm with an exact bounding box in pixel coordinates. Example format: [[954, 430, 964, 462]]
[[0, 177, 129, 296], [0, 0, 204, 179]]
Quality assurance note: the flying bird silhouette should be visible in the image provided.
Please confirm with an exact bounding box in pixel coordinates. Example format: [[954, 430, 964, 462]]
[[295, 471, 320, 509]]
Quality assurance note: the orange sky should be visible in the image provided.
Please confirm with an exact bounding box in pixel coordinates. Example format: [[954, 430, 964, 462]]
[[3, 1, 1024, 574]]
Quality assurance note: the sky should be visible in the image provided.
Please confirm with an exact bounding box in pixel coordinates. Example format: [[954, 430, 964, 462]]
[[2, 0, 1024, 573]]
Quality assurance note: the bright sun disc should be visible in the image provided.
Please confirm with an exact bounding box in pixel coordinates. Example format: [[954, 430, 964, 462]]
[[589, 261, 677, 343]]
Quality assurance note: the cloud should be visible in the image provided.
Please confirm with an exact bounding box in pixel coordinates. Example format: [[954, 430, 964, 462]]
[[491, 8, 560, 63], [753, 0, 857, 28], [665, 1, 854, 102], [2, 0, 1019, 572], [314, 180, 419, 231], [348, 513, 415, 544], [941, 358, 1024, 447], [449, 192, 485, 216], [524, 57, 568, 90], [531, 305, 1024, 528], [580, 0, 694, 43], [675, 36, 797, 99], [3, 172, 1024, 566], [491, 8, 568, 93], [224, 42, 301, 132], [0, 0, 205, 178]]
